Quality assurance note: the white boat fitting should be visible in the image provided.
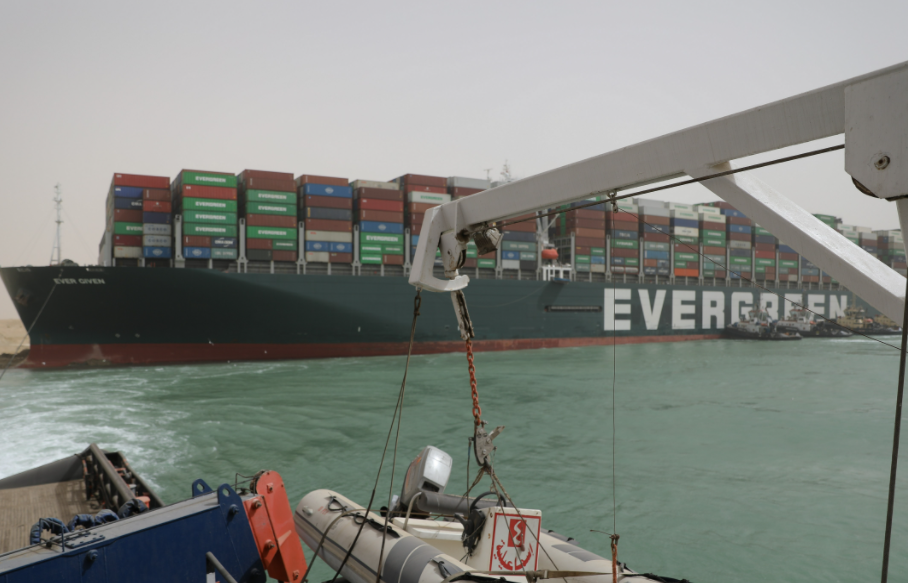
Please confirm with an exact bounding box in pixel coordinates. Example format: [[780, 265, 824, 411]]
[[294, 447, 675, 583]]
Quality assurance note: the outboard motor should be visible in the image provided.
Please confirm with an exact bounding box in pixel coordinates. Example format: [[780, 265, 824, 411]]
[[398, 445, 452, 511]]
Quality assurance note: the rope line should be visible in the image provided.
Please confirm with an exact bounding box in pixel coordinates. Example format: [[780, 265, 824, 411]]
[[616, 207, 905, 353], [608, 196, 618, 542], [493, 144, 845, 229]]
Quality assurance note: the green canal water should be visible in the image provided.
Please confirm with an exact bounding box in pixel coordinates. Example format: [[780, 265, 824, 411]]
[[1, 337, 906, 582]]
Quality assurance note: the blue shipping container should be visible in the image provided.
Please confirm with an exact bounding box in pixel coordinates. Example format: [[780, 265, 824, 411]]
[[411, 235, 419, 245], [502, 231, 536, 242], [644, 250, 669, 260], [113, 186, 144, 198], [613, 230, 637, 240], [728, 224, 751, 234], [211, 237, 237, 248], [143, 211, 172, 224], [114, 197, 143, 210], [778, 245, 796, 253], [302, 184, 353, 198], [610, 257, 624, 265], [143, 246, 172, 259], [330, 242, 352, 253], [360, 221, 404, 234], [671, 218, 698, 228], [305, 241, 331, 252], [721, 209, 746, 218], [754, 235, 776, 244], [730, 249, 750, 257], [183, 246, 211, 259], [656, 259, 669, 268], [307, 207, 352, 221], [502, 251, 520, 261], [591, 256, 605, 265]]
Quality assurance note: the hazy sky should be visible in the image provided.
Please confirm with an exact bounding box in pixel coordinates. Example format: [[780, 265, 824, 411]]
[[1, 1, 906, 320]]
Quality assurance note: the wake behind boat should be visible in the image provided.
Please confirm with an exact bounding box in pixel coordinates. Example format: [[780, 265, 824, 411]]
[[775, 308, 853, 338]]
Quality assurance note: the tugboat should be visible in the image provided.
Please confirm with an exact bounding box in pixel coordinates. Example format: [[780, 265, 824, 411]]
[[869, 312, 902, 335], [833, 299, 902, 336], [775, 308, 853, 338], [724, 306, 801, 340]]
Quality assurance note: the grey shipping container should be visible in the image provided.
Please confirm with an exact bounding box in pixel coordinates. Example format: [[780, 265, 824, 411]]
[[306, 207, 353, 221], [447, 176, 492, 189]]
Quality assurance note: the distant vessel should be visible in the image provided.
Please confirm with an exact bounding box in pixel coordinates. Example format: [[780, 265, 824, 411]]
[[775, 308, 853, 337], [833, 299, 902, 336], [724, 306, 801, 340]]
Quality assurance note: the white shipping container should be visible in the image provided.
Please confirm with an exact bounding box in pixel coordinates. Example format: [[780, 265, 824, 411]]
[[447, 176, 491, 189], [114, 246, 142, 258], [639, 207, 671, 217], [306, 251, 330, 263], [305, 230, 353, 243], [668, 203, 694, 211], [143, 235, 170, 247], [672, 226, 699, 237], [854, 226, 872, 233], [699, 213, 726, 223], [671, 210, 698, 220], [143, 223, 172, 236], [501, 259, 520, 270], [591, 263, 606, 273], [408, 191, 452, 204], [729, 240, 752, 249], [636, 199, 667, 208], [351, 180, 398, 191]]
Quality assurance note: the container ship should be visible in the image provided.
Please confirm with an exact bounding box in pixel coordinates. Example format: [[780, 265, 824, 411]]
[[2, 170, 901, 368]]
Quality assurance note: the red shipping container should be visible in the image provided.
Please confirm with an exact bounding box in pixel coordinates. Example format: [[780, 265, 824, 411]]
[[779, 252, 799, 260], [755, 250, 774, 259], [383, 254, 404, 265], [329, 252, 352, 263], [462, 258, 477, 268], [729, 232, 750, 241], [701, 221, 725, 231], [643, 259, 658, 267], [714, 270, 727, 278], [183, 236, 211, 247], [641, 215, 671, 226], [246, 214, 296, 228], [675, 268, 699, 277], [239, 169, 294, 181], [247, 238, 273, 250], [113, 173, 170, 189], [573, 209, 605, 220], [406, 185, 447, 194], [566, 218, 606, 230], [643, 233, 670, 243], [574, 228, 605, 239], [305, 195, 352, 210], [479, 251, 495, 259], [143, 188, 170, 201], [114, 209, 142, 223], [608, 220, 639, 232], [728, 216, 752, 226], [606, 211, 639, 223], [754, 243, 775, 252], [355, 187, 403, 200], [297, 175, 348, 187], [703, 245, 725, 255], [503, 222, 536, 233], [409, 212, 425, 226], [305, 219, 352, 232], [114, 234, 142, 246], [360, 199, 404, 212], [611, 248, 637, 258], [408, 202, 438, 213], [575, 236, 602, 247], [359, 210, 404, 223], [574, 246, 592, 255], [449, 187, 484, 196], [143, 200, 172, 213], [181, 185, 238, 200], [273, 250, 298, 262], [241, 176, 296, 193], [410, 224, 422, 235], [399, 174, 446, 188]]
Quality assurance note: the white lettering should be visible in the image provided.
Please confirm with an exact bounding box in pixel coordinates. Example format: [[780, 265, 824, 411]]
[[701, 291, 725, 329], [807, 294, 825, 317], [604, 289, 632, 331], [760, 293, 779, 321], [784, 293, 802, 318], [671, 290, 696, 330], [638, 289, 666, 330], [197, 176, 227, 183], [829, 294, 849, 319], [731, 292, 754, 321]]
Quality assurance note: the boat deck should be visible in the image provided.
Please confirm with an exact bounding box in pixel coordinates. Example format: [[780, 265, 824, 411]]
[[0, 480, 97, 554]]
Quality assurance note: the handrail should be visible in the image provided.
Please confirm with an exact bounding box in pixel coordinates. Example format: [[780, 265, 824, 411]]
[[206, 552, 238, 583], [85, 443, 135, 512]]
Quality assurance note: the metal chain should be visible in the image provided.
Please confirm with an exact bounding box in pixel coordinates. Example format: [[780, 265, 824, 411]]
[[465, 338, 481, 425]]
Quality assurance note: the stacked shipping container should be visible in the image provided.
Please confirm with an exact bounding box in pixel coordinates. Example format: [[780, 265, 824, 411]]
[[638, 200, 670, 277], [172, 170, 238, 262], [447, 177, 495, 269], [352, 180, 403, 266], [239, 170, 297, 262], [668, 203, 699, 278], [697, 205, 726, 279], [298, 175, 353, 265], [109, 173, 172, 265], [399, 174, 447, 268], [607, 200, 638, 275]]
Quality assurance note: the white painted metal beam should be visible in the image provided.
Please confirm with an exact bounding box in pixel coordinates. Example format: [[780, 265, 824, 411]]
[[692, 163, 906, 323]]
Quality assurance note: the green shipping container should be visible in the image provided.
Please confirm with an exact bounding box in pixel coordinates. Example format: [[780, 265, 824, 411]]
[[702, 229, 725, 239], [729, 257, 753, 266], [360, 255, 382, 265], [623, 258, 640, 266], [183, 198, 238, 212], [703, 237, 726, 246], [779, 259, 799, 268], [361, 244, 383, 254], [180, 170, 237, 188], [591, 247, 605, 256], [501, 241, 537, 251], [466, 249, 477, 258], [576, 264, 591, 272], [611, 239, 639, 250], [519, 252, 536, 261], [183, 211, 237, 224], [273, 239, 297, 250], [246, 201, 296, 216], [754, 226, 772, 236], [755, 258, 776, 267], [675, 252, 698, 261], [383, 246, 404, 256], [211, 248, 238, 260], [246, 190, 295, 204], [361, 233, 404, 245], [114, 222, 143, 235], [184, 223, 238, 237], [247, 226, 297, 240], [675, 235, 698, 245], [575, 255, 591, 264], [478, 258, 496, 269]]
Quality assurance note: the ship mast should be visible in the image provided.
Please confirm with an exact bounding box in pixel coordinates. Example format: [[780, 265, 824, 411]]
[[50, 183, 63, 266]]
